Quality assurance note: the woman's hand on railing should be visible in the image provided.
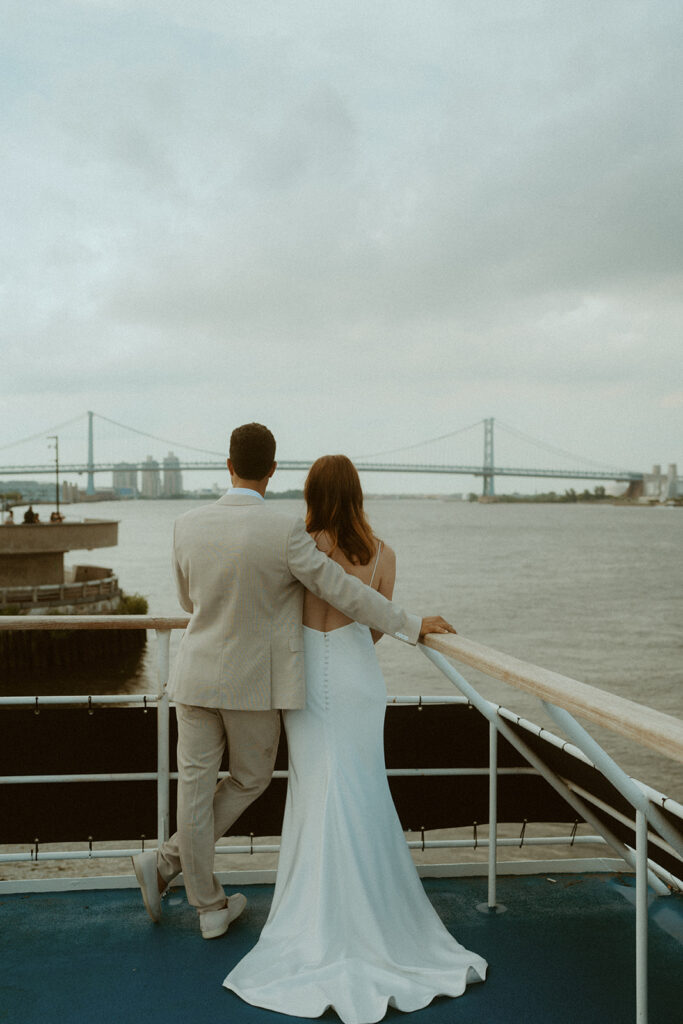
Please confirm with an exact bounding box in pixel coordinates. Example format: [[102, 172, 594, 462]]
[[419, 616, 456, 639]]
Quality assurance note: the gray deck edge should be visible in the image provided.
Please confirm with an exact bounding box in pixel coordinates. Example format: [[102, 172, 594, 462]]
[[0, 857, 631, 894]]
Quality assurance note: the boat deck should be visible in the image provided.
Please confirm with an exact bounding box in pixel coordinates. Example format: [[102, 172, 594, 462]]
[[2, 873, 682, 1024]]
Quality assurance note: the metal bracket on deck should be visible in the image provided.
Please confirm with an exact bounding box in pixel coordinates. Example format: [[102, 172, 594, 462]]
[[519, 819, 527, 848]]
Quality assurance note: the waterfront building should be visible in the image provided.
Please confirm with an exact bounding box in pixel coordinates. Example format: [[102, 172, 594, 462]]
[[0, 480, 55, 504], [162, 451, 183, 497], [642, 463, 680, 501], [113, 462, 138, 497], [61, 481, 80, 504], [140, 456, 161, 499]]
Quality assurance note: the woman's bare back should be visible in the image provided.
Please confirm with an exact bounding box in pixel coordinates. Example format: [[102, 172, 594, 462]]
[[303, 531, 396, 641]]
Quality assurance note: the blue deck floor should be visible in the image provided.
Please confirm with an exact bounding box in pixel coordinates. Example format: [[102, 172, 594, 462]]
[[1, 874, 682, 1024]]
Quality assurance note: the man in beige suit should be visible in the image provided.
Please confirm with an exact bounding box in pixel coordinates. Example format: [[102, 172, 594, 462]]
[[133, 423, 453, 938]]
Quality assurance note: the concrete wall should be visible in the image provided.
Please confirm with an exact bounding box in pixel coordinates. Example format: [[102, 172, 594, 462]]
[[68, 564, 113, 583], [0, 552, 64, 586], [0, 520, 118, 555]]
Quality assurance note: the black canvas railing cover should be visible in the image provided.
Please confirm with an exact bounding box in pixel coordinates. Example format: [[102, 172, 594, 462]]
[[2, 702, 680, 880]]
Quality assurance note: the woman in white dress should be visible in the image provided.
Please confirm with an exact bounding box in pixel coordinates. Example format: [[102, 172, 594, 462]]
[[224, 455, 487, 1023]]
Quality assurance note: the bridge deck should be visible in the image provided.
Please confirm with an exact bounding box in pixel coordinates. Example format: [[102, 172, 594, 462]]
[[0, 460, 644, 480]]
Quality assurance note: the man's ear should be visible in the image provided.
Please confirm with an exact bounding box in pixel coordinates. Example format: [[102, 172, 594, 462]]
[[268, 461, 277, 479]]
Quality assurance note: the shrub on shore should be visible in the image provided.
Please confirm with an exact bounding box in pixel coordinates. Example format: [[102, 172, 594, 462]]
[[116, 592, 149, 614]]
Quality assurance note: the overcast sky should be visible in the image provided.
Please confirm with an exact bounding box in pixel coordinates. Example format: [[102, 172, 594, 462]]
[[2, 0, 682, 493]]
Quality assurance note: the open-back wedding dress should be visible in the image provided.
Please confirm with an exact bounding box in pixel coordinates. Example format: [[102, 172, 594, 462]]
[[224, 596, 487, 1024]]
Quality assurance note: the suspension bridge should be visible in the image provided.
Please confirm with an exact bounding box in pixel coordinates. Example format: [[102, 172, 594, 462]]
[[0, 412, 656, 499]]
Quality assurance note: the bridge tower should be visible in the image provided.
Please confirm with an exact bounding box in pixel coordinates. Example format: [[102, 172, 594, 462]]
[[86, 411, 95, 496], [483, 417, 495, 497]]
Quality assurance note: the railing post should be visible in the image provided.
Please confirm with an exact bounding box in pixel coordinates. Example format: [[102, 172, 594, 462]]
[[488, 721, 498, 908], [477, 719, 506, 914], [636, 809, 649, 1023], [155, 629, 171, 845]]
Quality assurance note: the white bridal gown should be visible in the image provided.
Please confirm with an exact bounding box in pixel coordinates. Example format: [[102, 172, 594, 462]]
[[224, 621, 487, 1024]]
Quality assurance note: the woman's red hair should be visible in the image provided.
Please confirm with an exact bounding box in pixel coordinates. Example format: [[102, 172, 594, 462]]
[[304, 455, 376, 565]]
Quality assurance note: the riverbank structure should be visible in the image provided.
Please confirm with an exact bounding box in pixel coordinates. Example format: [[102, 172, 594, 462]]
[[0, 518, 120, 613]]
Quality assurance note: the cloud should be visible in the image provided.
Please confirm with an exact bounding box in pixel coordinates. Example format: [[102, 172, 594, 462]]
[[660, 392, 683, 409], [1, 1, 682, 478]]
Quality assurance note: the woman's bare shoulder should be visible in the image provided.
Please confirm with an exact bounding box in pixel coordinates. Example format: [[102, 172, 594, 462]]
[[311, 529, 333, 554], [378, 540, 396, 564]]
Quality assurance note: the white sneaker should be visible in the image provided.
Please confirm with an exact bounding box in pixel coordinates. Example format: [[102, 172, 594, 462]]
[[200, 893, 247, 940], [132, 851, 162, 923]]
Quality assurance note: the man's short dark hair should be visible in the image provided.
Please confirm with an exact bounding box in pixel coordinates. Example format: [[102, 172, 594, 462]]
[[229, 423, 276, 480]]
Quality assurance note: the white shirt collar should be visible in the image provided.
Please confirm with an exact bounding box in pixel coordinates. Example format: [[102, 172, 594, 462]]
[[226, 486, 265, 502]]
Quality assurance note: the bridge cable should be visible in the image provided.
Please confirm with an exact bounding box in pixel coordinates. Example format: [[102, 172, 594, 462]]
[[352, 419, 485, 461], [0, 413, 86, 451], [495, 419, 631, 473], [93, 413, 226, 457]]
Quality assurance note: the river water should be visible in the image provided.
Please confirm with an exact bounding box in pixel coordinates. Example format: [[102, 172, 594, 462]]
[[11, 497, 683, 795]]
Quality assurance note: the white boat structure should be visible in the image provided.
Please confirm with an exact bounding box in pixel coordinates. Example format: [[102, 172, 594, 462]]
[[0, 616, 681, 1024]]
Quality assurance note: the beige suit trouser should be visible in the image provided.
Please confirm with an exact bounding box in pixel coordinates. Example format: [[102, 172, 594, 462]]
[[157, 703, 281, 913]]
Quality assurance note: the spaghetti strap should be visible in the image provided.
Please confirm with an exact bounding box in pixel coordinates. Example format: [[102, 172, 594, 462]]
[[369, 541, 383, 588]]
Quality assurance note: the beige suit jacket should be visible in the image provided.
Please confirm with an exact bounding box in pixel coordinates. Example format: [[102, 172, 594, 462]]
[[166, 493, 421, 710]]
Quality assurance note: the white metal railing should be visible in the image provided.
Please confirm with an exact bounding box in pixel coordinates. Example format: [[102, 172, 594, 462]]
[[1, 629, 590, 865], [1, 619, 681, 877], [419, 638, 683, 1024], [1, 615, 681, 1024]]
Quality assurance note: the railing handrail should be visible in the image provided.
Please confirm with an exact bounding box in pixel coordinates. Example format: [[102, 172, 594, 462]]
[[0, 614, 189, 630], [0, 614, 681, 764], [423, 634, 683, 766]]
